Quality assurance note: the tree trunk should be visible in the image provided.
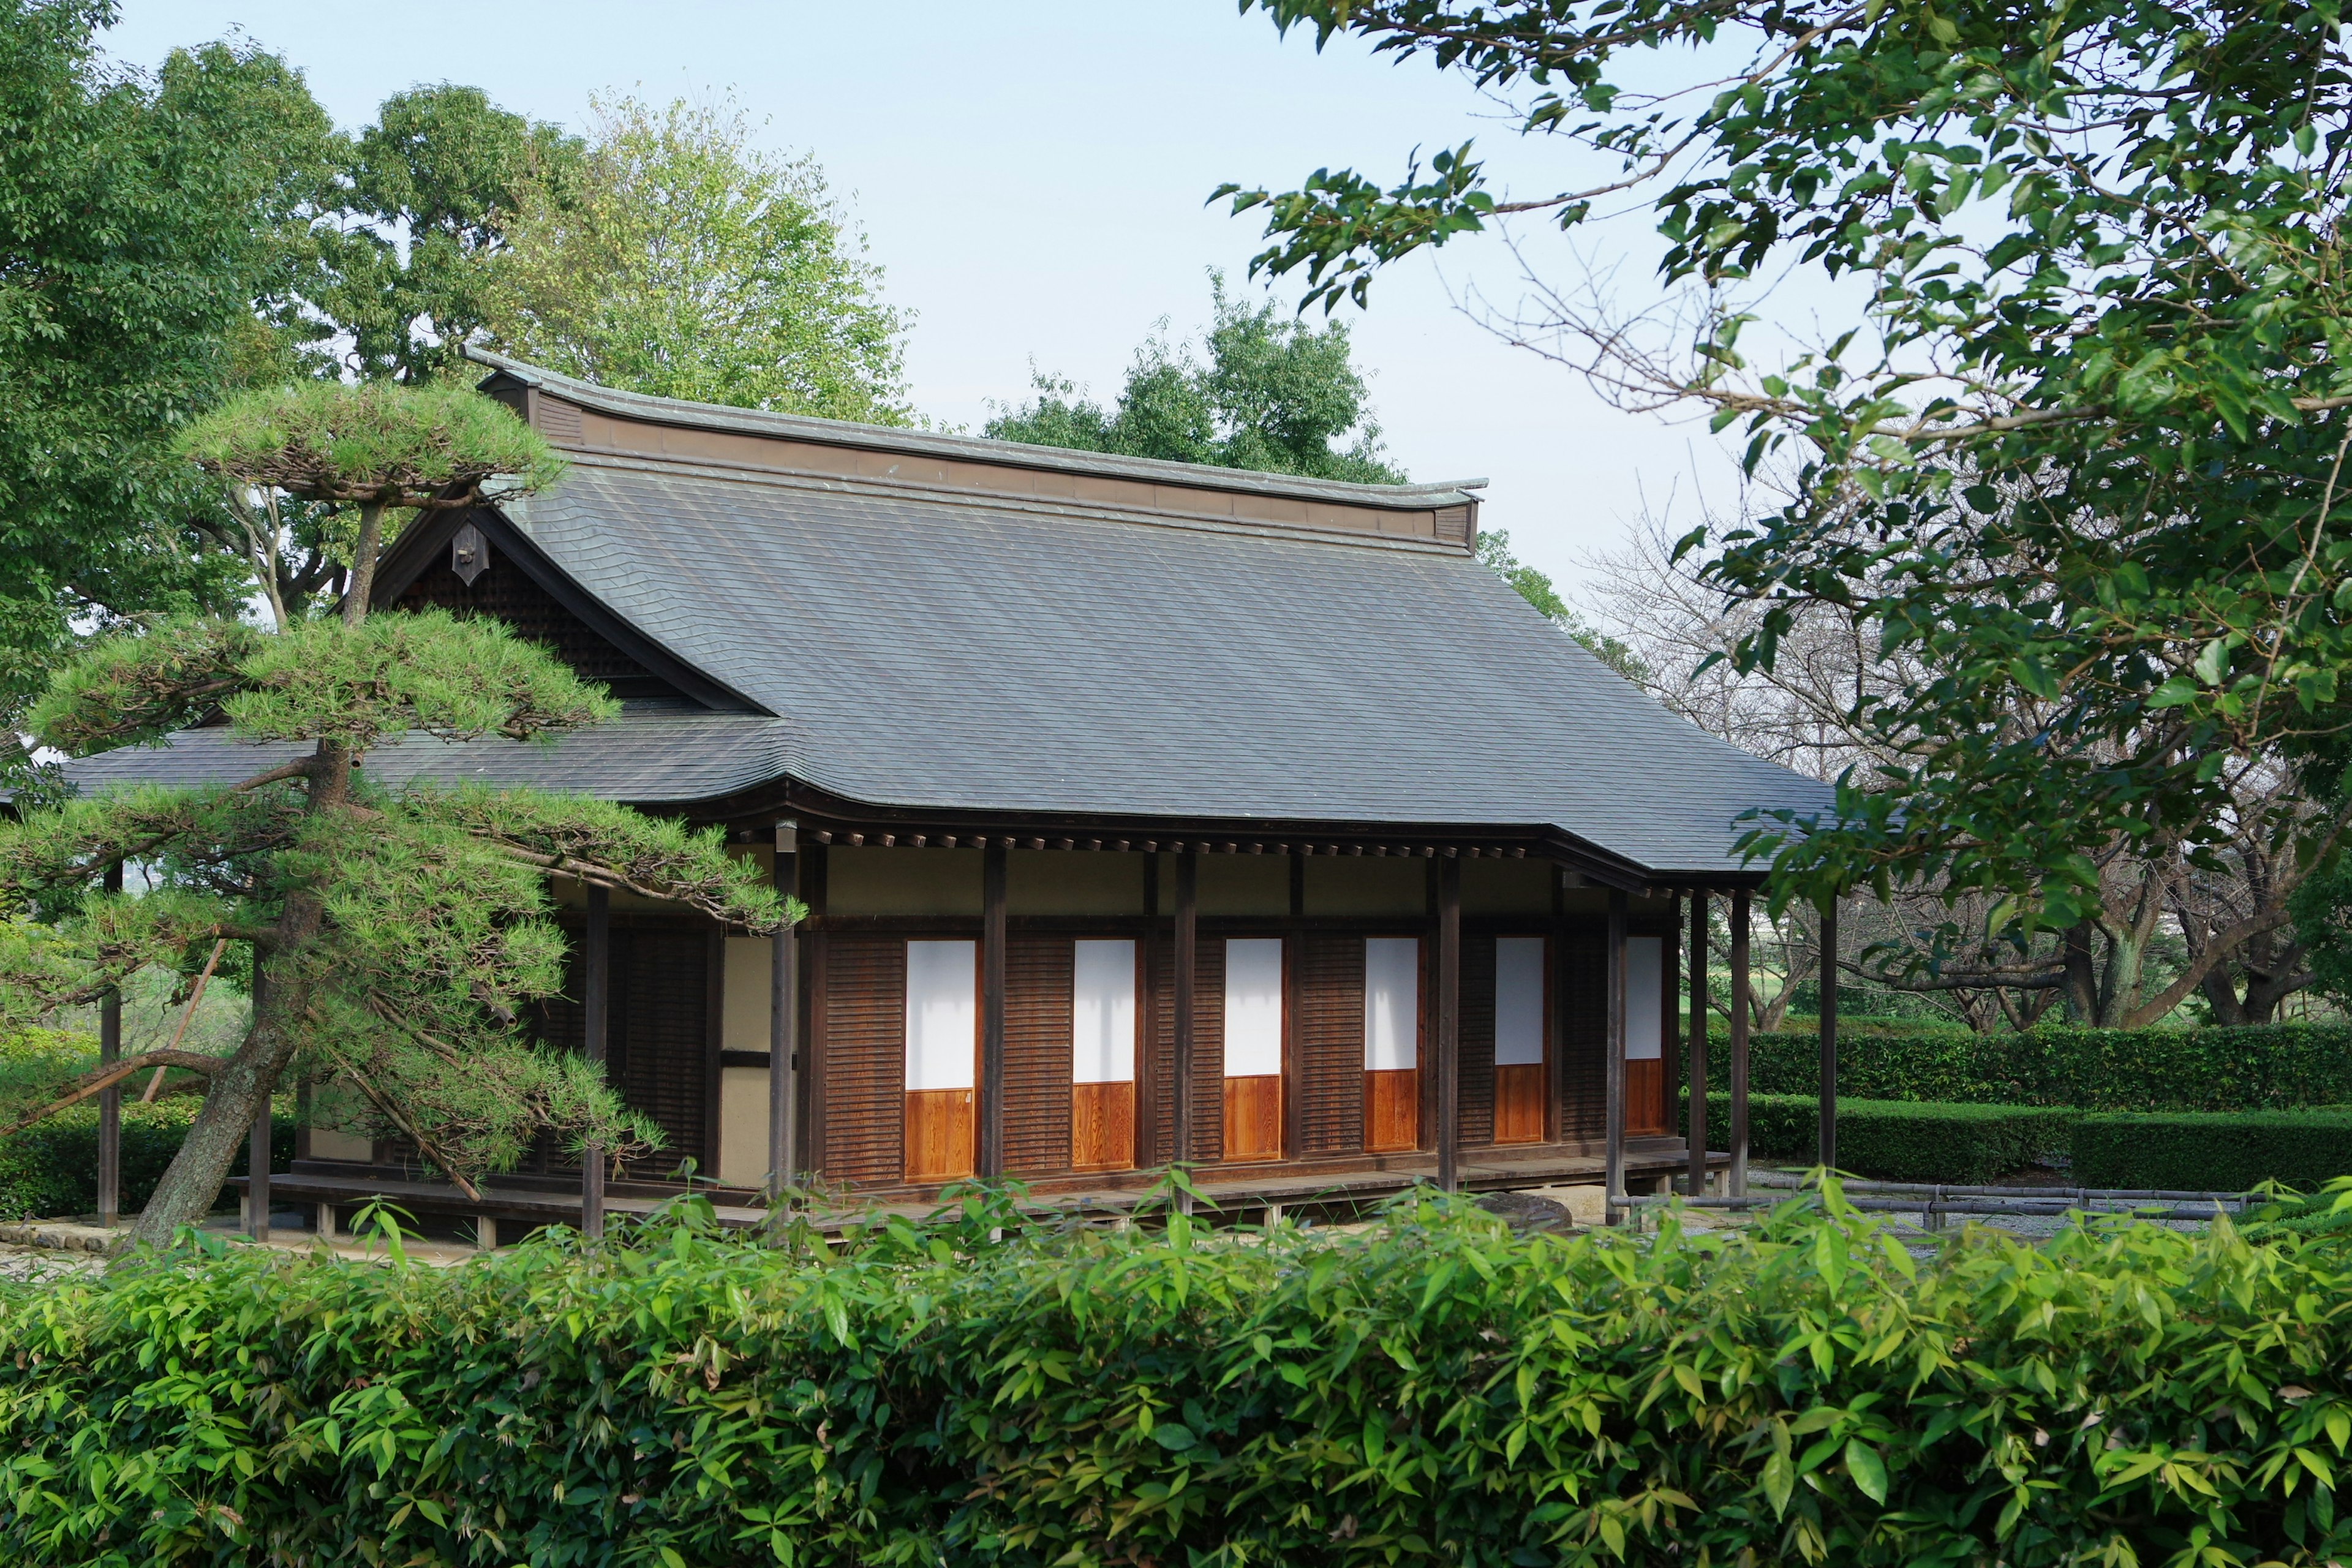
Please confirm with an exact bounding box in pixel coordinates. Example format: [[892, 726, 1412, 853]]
[[119, 742, 352, 1254], [342, 502, 385, 627], [2062, 922, 2098, 1022]]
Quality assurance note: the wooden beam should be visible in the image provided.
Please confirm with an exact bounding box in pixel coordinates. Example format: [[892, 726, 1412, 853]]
[[1172, 850, 1198, 1183], [1605, 887, 1629, 1216], [1436, 854, 1461, 1193], [769, 822, 799, 1202], [582, 883, 609, 1239], [1730, 886, 1751, 1197], [978, 841, 1008, 1178], [246, 1099, 272, 1242], [97, 862, 121, 1229], [1819, 898, 1839, 1173], [1687, 889, 1710, 1197]]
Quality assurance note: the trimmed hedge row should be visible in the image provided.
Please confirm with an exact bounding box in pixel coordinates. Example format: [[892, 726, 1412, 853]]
[[1686, 1091, 2074, 1183], [3, 1193, 2348, 1567], [1735, 1022, 2352, 1110], [0, 1102, 293, 1223], [2073, 1110, 2352, 1191]]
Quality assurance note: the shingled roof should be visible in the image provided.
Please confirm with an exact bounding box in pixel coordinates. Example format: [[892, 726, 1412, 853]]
[[62, 352, 1834, 881]]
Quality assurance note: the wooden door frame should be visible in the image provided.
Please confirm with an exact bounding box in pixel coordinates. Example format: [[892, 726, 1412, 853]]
[[1488, 927, 1550, 1147]]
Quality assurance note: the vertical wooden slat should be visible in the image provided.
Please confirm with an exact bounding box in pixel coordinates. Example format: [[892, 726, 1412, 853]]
[[97, 861, 122, 1228], [1605, 888, 1628, 1214], [771, 823, 799, 1197], [1297, 937, 1364, 1155], [704, 926, 725, 1178], [1139, 857, 1161, 1164], [822, 937, 903, 1183], [979, 843, 1008, 1178], [1193, 935, 1228, 1164], [1687, 890, 1710, 1197], [1172, 851, 1197, 1169], [1819, 899, 1839, 1172], [582, 884, 609, 1238], [1730, 886, 1752, 1196], [804, 842, 829, 1177], [614, 930, 711, 1178], [1005, 937, 1074, 1174], [1436, 856, 1461, 1192], [1459, 933, 1496, 1146]]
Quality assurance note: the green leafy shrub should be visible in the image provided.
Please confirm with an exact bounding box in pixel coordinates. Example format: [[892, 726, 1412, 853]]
[[2072, 1110, 2352, 1192], [0, 1101, 293, 1223], [2, 1192, 2349, 1566], [1730, 1023, 2352, 1110], [1687, 1091, 2075, 1183]]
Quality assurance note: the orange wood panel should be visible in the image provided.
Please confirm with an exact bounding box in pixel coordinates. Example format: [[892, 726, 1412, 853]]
[[1071, 1080, 1136, 1171], [1222, 1075, 1283, 1162], [1493, 1062, 1545, 1145], [1627, 1060, 1670, 1135], [904, 1088, 974, 1182], [1363, 1068, 1420, 1152]]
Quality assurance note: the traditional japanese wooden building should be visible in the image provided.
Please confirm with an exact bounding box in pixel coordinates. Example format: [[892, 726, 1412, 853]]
[[69, 349, 1833, 1233]]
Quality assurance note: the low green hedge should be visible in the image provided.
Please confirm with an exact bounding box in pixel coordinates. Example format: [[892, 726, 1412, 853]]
[[0, 1101, 294, 1222], [3, 1193, 2348, 1566], [1733, 1022, 2352, 1110], [2071, 1109, 2352, 1191], [1685, 1091, 2075, 1183]]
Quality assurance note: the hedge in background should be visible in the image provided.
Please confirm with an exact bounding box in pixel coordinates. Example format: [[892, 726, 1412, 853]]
[[2073, 1110, 2352, 1191], [0, 1103, 293, 1223], [3, 1192, 2349, 1567], [1736, 1023, 2352, 1111], [1686, 1091, 2074, 1183]]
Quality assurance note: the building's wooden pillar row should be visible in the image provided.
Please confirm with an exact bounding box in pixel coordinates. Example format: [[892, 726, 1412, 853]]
[[1435, 856, 1461, 1193], [1172, 850, 1197, 1169], [1605, 887, 1629, 1215], [769, 822, 799, 1197], [978, 843, 1008, 1179], [1730, 886, 1752, 1196], [582, 883, 610, 1238], [1687, 889, 1711, 1196]]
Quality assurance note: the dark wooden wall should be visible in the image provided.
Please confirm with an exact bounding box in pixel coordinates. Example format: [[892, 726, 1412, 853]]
[[394, 542, 682, 701], [822, 937, 904, 1183], [1295, 935, 1364, 1156], [534, 923, 717, 1178], [1459, 935, 1497, 1147], [1005, 937, 1075, 1174]]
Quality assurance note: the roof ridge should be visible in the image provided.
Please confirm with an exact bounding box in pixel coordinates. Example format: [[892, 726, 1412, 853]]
[[466, 347, 1486, 513]]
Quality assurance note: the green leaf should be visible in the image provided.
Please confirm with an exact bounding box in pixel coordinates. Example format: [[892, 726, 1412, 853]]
[[1153, 1423, 1197, 1451], [1845, 1438, 1889, 1502]]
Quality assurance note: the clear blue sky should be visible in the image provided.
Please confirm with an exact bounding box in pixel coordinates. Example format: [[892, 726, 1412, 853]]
[[105, 1, 1750, 590]]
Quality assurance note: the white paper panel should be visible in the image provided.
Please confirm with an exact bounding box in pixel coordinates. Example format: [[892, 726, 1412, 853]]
[[1072, 939, 1137, 1084], [1363, 937, 1420, 1071], [1224, 938, 1285, 1077], [1627, 936, 1664, 1061], [1494, 937, 1546, 1067], [904, 940, 977, 1091]]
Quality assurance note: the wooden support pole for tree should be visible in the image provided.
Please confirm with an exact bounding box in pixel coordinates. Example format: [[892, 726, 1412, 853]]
[[978, 842, 1008, 1179], [1436, 854, 1462, 1193], [1687, 888, 1711, 1197], [582, 883, 609, 1240], [1605, 887, 1629, 1219], [1172, 850, 1198, 1203], [768, 821, 799, 1203], [246, 1099, 271, 1243], [97, 862, 122, 1228], [1818, 897, 1839, 1174], [1730, 887, 1752, 1197]]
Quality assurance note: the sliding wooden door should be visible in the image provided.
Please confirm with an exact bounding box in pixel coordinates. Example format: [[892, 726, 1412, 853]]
[[1223, 938, 1284, 1161], [905, 940, 976, 1182], [1626, 935, 1670, 1134], [1363, 936, 1420, 1152], [1492, 935, 1547, 1144], [1071, 938, 1137, 1170]]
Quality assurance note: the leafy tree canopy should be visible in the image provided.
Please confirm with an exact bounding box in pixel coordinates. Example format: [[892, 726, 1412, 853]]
[[1220, 0, 2352, 943], [479, 94, 911, 424], [0, 1, 337, 782], [987, 276, 1404, 483]]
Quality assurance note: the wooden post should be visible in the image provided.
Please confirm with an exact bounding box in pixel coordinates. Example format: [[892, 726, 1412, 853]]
[[769, 821, 799, 1202], [1436, 854, 1462, 1193], [97, 862, 122, 1228], [1730, 887, 1752, 1197], [1817, 897, 1839, 1174], [1172, 850, 1198, 1185], [246, 1099, 271, 1242], [582, 883, 609, 1239], [1687, 889, 1710, 1196], [979, 842, 1008, 1179], [1604, 887, 1629, 1218]]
